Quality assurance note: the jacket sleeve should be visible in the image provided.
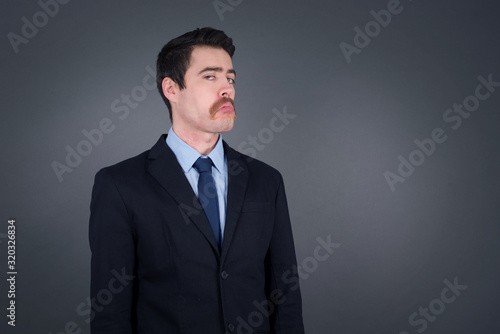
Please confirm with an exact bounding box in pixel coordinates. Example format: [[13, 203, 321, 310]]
[[267, 173, 305, 333], [89, 168, 137, 334]]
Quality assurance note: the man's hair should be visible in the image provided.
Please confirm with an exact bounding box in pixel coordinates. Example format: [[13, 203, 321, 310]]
[[156, 27, 235, 120]]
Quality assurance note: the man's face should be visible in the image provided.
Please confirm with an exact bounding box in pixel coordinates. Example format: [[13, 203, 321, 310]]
[[172, 46, 236, 136]]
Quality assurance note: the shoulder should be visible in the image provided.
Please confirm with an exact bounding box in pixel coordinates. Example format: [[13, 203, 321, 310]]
[[101, 149, 149, 174], [94, 149, 150, 186], [95, 134, 167, 182]]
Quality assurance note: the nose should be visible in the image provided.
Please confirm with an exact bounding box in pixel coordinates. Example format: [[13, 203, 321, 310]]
[[220, 81, 235, 98]]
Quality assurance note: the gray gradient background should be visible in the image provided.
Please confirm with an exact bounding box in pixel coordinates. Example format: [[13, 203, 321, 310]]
[[1, 0, 499, 333]]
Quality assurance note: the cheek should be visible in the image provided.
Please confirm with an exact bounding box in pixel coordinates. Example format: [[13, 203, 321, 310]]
[[182, 85, 216, 115], [198, 94, 216, 111], [182, 92, 203, 113]]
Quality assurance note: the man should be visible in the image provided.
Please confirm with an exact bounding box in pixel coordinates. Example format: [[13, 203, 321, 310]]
[[89, 27, 304, 333]]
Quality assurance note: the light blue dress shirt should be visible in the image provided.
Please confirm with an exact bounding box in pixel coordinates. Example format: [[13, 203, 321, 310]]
[[166, 127, 228, 242]]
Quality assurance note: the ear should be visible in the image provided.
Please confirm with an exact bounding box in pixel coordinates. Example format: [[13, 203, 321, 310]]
[[162, 77, 180, 103]]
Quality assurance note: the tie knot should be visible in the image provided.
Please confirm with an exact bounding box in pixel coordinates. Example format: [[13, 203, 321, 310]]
[[193, 157, 213, 173]]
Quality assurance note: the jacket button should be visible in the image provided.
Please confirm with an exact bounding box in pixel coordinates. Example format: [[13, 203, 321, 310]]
[[221, 271, 229, 279], [227, 323, 235, 332]]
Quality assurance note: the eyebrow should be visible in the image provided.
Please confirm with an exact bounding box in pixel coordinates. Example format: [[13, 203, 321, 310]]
[[198, 67, 236, 76]]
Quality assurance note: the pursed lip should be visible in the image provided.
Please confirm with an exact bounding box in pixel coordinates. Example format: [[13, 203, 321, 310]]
[[217, 102, 234, 113]]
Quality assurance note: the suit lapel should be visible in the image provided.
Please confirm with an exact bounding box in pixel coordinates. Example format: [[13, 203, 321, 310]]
[[220, 141, 248, 264], [147, 135, 221, 255]]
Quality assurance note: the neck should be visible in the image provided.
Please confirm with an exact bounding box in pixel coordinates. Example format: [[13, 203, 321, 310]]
[[172, 124, 219, 156]]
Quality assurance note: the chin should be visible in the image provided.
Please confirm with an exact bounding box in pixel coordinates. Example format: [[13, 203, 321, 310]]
[[215, 118, 235, 133]]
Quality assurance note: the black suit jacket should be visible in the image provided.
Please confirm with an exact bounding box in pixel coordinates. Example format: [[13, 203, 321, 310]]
[[89, 135, 304, 334]]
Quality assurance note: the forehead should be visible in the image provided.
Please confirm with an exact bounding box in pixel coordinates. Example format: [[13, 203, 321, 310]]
[[187, 46, 233, 71]]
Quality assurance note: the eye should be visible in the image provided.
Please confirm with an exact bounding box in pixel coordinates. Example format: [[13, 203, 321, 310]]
[[204, 75, 215, 80], [227, 77, 236, 84]]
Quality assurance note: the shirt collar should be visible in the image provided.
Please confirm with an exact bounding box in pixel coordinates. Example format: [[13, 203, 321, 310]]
[[166, 126, 225, 174]]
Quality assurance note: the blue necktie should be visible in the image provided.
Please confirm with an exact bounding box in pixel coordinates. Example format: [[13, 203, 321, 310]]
[[193, 157, 221, 249]]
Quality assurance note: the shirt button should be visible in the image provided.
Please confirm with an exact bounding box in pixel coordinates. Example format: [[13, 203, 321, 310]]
[[227, 323, 235, 332], [221, 271, 229, 280]]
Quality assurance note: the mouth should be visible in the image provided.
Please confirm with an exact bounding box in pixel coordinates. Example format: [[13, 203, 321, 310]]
[[217, 102, 235, 113], [210, 97, 236, 120]]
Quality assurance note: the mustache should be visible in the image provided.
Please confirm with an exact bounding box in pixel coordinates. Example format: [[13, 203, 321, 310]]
[[209, 97, 236, 118]]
